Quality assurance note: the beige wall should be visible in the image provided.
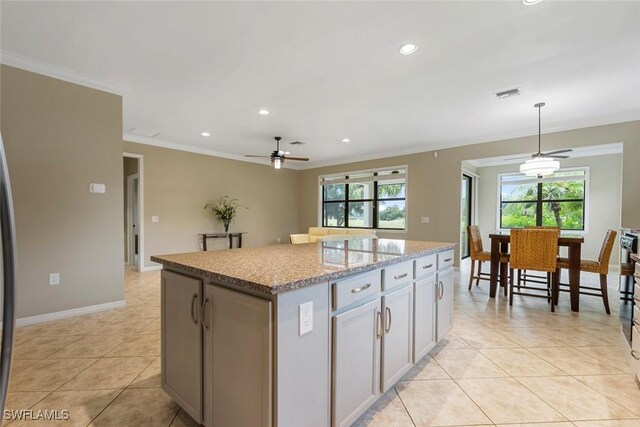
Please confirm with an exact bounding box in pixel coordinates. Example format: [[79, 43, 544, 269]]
[[476, 154, 623, 265], [122, 142, 300, 268], [0, 65, 124, 318], [299, 120, 640, 264]]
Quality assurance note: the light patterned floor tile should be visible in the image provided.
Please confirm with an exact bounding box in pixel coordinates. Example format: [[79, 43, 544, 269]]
[[395, 379, 492, 426], [574, 375, 640, 416], [4, 391, 50, 411], [89, 388, 179, 427], [49, 335, 127, 359], [353, 389, 414, 426], [105, 334, 159, 357], [401, 356, 450, 381], [456, 377, 566, 424], [494, 327, 569, 348], [527, 347, 625, 375], [8, 389, 121, 426], [60, 357, 154, 391], [128, 357, 161, 389], [10, 358, 97, 392], [12, 336, 84, 360], [479, 348, 567, 377], [433, 348, 510, 379], [572, 421, 640, 427], [516, 376, 637, 421], [169, 409, 200, 427]]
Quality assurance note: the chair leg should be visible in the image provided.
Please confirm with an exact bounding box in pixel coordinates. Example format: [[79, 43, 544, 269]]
[[600, 274, 611, 315], [468, 260, 475, 290], [517, 270, 522, 288], [509, 270, 514, 306], [476, 262, 482, 286], [552, 269, 560, 306]]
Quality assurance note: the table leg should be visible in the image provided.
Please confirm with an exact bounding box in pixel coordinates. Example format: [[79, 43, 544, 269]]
[[238, 234, 243, 248], [490, 238, 500, 298], [203, 235, 208, 251], [228, 235, 232, 250], [569, 242, 581, 312], [500, 241, 509, 295]]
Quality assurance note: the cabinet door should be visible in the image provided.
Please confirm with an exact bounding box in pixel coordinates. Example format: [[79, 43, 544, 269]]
[[436, 268, 454, 341], [161, 271, 202, 423], [381, 284, 414, 392], [332, 298, 382, 427], [202, 285, 273, 427], [413, 275, 437, 363]]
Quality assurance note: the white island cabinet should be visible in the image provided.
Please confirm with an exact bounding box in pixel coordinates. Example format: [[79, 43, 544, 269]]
[[153, 239, 456, 427]]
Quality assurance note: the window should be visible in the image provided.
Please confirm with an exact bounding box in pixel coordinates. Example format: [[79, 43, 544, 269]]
[[320, 167, 407, 230], [498, 168, 587, 230]]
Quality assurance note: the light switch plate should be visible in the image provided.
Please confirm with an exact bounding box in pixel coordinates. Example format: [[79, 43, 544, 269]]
[[299, 301, 313, 336], [151, 216, 159, 223], [89, 183, 106, 194], [49, 273, 60, 286], [421, 216, 430, 224]]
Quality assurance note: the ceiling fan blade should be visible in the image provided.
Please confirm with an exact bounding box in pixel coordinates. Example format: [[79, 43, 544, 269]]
[[541, 149, 573, 156], [285, 157, 309, 161], [245, 155, 270, 158], [504, 155, 534, 161], [546, 155, 570, 159]]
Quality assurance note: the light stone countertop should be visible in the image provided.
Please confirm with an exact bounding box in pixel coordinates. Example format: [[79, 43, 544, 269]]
[[151, 238, 456, 295]]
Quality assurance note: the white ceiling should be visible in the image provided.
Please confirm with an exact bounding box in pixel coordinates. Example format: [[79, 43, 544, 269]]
[[2, 1, 639, 169]]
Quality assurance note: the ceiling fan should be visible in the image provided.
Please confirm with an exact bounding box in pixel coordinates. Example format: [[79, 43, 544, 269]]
[[507, 103, 573, 177], [245, 136, 309, 169]]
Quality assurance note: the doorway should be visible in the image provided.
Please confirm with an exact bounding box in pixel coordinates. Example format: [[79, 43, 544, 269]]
[[460, 173, 473, 259], [123, 153, 144, 271]]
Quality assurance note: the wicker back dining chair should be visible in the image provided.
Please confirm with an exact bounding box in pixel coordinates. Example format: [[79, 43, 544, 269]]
[[555, 229, 617, 314], [509, 228, 560, 311], [467, 225, 511, 293]]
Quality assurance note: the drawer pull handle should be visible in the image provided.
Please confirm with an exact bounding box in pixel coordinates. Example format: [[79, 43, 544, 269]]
[[634, 273, 640, 280], [634, 296, 640, 304], [634, 319, 640, 327], [439, 281, 444, 300], [385, 307, 392, 333], [443, 258, 452, 262], [394, 273, 408, 280], [190, 293, 198, 324], [422, 264, 434, 270], [376, 311, 383, 339], [351, 283, 372, 294], [632, 350, 640, 360]]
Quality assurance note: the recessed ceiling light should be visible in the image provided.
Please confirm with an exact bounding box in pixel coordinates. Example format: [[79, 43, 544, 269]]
[[201, 132, 211, 137], [399, 43, 418, 55], [522, 0, 542, 5], [342, 138, 351, 143], [258, 109, 270, 115]]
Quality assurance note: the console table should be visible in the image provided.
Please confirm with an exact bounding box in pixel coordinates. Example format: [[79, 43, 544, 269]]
[[201, 232, 245, 251]]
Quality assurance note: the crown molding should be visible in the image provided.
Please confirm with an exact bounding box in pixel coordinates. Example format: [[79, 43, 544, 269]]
[[123, 133, 302, 170], [0, 50, 127, 96]]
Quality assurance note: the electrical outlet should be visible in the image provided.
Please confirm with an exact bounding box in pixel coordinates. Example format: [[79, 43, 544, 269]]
[[277, 237, 281, 243], [151, 216, 159, 223], [421, 216, 430, 224], [49, 273, 60, 286], [298, 301, 313, 336]]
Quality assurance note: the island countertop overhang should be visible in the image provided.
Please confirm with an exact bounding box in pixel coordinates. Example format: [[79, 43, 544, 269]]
[[151, 239, 456, 295]]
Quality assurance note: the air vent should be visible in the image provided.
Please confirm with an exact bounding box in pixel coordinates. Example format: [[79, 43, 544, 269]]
[[495, 88, 520, 99], [128, 127, 160, 138], [289, 141, 305, 145]]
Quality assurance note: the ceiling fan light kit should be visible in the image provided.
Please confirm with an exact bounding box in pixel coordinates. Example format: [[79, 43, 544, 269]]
[[245, 136, 310, 169], [518, 102, 569, 177]]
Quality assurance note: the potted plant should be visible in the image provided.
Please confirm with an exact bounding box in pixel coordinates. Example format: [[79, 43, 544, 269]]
[[204, 196, 247, 233]]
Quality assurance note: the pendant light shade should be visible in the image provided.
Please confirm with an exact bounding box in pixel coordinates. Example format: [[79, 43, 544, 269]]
[[519, 156, 559, 177]]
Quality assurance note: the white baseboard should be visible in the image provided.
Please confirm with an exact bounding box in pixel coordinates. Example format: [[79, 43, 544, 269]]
[[140, 265, 162, 272], [15, 300, 126, 327]]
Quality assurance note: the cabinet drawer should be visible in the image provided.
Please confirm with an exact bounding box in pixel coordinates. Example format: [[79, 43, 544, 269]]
[[635, 262, 640, 277], [415, 255, 437, 279], [634, 305, 640, 324], [437, 250, 454, 270], [383, 261, 413, 291], [332, 270, 381, 311]]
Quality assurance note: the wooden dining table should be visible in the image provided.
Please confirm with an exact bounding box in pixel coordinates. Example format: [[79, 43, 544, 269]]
[[488, 232, 585, 312]]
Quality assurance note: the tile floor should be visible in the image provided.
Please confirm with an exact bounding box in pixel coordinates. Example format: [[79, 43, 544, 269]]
[[5, 262, 640, 426]]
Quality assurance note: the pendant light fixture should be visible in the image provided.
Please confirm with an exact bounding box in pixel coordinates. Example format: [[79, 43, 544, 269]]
[[519, 102, 560, 177]]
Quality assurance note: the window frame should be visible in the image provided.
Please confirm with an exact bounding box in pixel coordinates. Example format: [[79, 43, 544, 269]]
[[318, 166, 408, 231], [496, 167, 590, 233]]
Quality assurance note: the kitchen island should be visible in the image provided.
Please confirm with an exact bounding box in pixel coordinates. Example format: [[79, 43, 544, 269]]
[[152, 238, 456, 427]]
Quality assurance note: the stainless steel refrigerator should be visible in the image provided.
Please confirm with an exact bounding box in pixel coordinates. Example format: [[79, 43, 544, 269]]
[[0, 134, 17, 424]]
